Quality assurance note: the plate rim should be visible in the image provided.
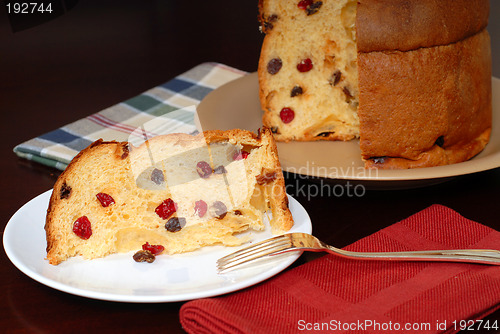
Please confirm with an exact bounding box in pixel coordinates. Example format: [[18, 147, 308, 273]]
[[3, 190, 312, 303]]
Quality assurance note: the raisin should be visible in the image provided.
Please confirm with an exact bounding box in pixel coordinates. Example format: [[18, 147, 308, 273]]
[[151, 168, 164, 185], [270, 127, 280, 134], [256, 172, 278, 185], [262, 14, 278, 33], [316, 132, 332, 137], [306, 1, 322, 15], [280, 107, 295, 124], [297, 58, 313, 72], [133, 250, 155, 263], [372, 157, 387, 164], [213, 165, 227, 174], [165, 217, 186, 232], [212, 201, 227, 219], [329, 70, 342, 86], [435, 136, 445, 147], [155, 198, 177, 220], [73, 216, 92, 240], [291, 86, 303, 97], [142, 242, 165, 256], [234, 210, 242, 216], [60, 182, 71, 199], [267, 58, 282, 75], [233, 150, 249, 161], [120, 143, 130, 159], [194, 200, 208, 218], [196, 161, 212, 179], [343, 86, 354, 103], [96, 192, 115, 207]]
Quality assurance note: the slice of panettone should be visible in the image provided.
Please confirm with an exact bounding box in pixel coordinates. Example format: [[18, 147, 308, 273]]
[[45, 127, 293, 265]]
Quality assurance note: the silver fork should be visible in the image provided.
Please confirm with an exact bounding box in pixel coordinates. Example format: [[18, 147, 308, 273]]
[[216, 233, 500, 273]]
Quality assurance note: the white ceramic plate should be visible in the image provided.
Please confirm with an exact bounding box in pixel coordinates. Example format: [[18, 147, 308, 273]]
[[3, 190, 311, 303], [197, 74, 500, 188]]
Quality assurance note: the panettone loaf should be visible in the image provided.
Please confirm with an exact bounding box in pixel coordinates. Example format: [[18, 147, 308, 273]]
[[258, 0, 492, 168], [45, 128, 293, 265]]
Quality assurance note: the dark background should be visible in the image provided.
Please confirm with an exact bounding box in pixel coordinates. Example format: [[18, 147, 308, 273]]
[[0, 1, 499, 333]]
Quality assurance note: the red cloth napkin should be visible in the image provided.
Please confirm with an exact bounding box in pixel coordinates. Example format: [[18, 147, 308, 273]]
[[180, 205, 500, 334]]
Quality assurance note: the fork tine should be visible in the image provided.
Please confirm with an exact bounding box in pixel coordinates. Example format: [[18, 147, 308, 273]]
[[217, 234, 289, 263], [217, 235, 292, 272]]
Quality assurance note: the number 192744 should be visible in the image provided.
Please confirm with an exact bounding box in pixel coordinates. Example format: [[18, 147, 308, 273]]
[[6, 2, 53, 14]]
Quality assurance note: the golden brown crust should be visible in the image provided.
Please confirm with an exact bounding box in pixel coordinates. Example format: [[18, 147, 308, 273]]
[[356, 0, 490, 52], [358, 29, 492, 168]]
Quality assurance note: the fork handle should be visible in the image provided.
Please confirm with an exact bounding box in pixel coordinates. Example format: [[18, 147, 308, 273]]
[[327, 247, 500, 265]]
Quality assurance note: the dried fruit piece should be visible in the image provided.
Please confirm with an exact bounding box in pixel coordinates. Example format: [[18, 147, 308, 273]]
[[142, 242, 165, 256], [213, 165, 227, 174], [151, 168, 165, 185], [271, 126, 280, 134], [165, 217, 186, 232], [73, 216, 92, 240], [234, 210, 242, 216], [196, 161, 212, 179], [60, 182, 72, 199], [297, 58, 313, 72], [256, 172, 278, 185], [212, 201, 227, 219], [291, 86, 303, 97], [297, 0, 313, 10], [267, 58, 282, 75], [233, 150, 249, 161], [96, 192, 115, 207], [120, 143, 130, 159], [343, 86, 354, 104], [133, 250, 155, 263], [306, 1, 322, 15], [372, 157, 387, 164], [155, 198, 177, 220], [280, 107, 295, 124], [262, 14, 278, 33], [329, 70, 342, 86], [194, 200, 208, 218]]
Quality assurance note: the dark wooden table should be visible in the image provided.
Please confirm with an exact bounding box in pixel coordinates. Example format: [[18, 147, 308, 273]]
[[1, 1, 499, 333]]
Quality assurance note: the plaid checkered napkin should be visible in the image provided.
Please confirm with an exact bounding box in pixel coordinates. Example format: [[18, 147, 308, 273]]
[[13, 63, 247, 170]]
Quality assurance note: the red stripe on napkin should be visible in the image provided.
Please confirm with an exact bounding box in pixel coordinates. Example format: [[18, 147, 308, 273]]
[[180, 205, 500, 334]]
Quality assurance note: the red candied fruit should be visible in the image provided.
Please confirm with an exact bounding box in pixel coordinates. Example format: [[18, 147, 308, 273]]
[[142, 242, 165, 256], [233, 150, 249, 161], [280, 107, 295, 124], [96, 192, 115, 207], [73, 216, 92, 240], [155, 198, 177, 220], [194, 200, 208, 218], [297, 58, 313, 72], [297, 0, 313, 9]]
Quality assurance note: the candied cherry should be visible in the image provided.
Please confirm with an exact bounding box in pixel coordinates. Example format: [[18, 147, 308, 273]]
[[155, 198, 177, 220], [297, 0, 313, 10], [194, 200, 208, 218], [142, 242, 165, 256], [196, 161, 212, 178], [73, 216, 92, 240], [96, 192, 115, 207], [280, 107, 295, 124], [297, 58, 313, 72], [233, 150, 249, 161]]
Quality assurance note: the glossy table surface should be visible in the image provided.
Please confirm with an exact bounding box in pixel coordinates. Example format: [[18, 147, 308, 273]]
[[1, 1, 499, 333]]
